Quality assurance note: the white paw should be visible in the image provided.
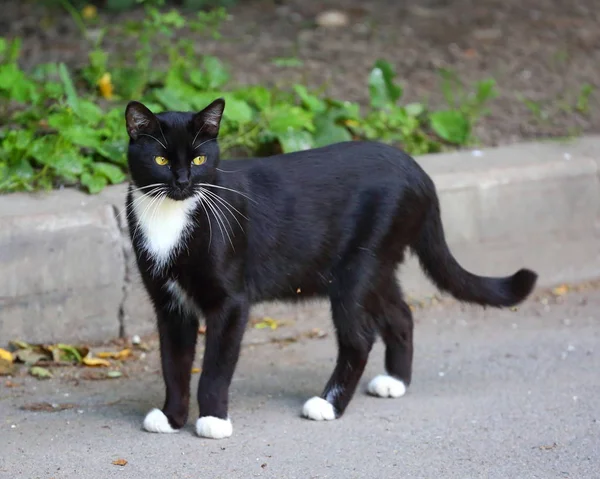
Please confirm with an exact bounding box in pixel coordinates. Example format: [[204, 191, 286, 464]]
[[195, 416, 233, 439], [302, 396, 336, 421], [143, 408, 179, 433], [367, 375, 407, 398]]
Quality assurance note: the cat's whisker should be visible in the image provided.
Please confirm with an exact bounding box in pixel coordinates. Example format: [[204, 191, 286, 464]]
[[216, 167, 243, 174], [157, 122, 169, 149], [117, 186, 167, 221], [200, 187, 247, 232], [201, 190, 234, 249], [193, 137, 215, 150], [191, 122, 207, 149], [202, 191, 234, 243], [197, 183, 256, 204], [132, 183, 167, 192], [132, 190, 166, 242], [200, 191, 231, 249], [138, 133, 167, 150], [195, 194, 213, 251]]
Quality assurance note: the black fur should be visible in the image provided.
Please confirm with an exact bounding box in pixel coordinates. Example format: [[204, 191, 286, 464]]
[[125, 99, 538, 431]]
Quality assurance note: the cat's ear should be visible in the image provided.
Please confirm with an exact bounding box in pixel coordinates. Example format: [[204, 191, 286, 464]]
[[125, 101, 160, 140], [193, 98, 225, 138]]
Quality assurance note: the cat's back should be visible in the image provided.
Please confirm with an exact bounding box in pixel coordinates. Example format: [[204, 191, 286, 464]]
[[222, 141, 421, 187]]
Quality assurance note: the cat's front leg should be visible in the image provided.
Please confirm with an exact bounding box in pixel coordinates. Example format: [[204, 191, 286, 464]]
[[143, 306, 199, 433], [196, 294, 249, 439]]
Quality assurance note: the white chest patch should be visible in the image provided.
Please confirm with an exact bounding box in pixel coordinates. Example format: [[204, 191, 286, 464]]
[[132, 190, 199, 273]]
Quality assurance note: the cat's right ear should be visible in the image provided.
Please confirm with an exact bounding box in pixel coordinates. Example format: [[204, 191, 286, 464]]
[[125, 101, 160, 140]]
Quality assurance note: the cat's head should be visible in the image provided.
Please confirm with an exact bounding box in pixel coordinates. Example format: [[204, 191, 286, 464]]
[[125, 98, 225, 201]]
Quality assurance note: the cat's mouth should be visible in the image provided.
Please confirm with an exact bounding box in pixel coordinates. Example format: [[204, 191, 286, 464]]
[[167, 188, 194, 201]]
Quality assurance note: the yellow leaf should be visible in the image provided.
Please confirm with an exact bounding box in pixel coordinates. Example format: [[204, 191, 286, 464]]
[[112, 458, 128, 466], [82, 356, 111, 367], [96, 349, 132, 360], [97, 73, 114, 100], [29, 366, 53, 379], [81, 5, 97, 20], [552, 285, 569, 296], [191, 367, 201, 374], [253, 317, 282, 330], [0, 348, 13, 363]]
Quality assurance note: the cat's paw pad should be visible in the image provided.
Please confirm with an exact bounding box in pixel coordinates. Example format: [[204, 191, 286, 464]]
[[302, 396, 336, 421], [143, 408, 179, 433], [367, 375, 407, 398], [195, 416, 232, 439]]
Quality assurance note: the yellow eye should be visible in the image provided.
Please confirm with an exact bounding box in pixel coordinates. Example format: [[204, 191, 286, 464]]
[[192, 155, 206, 166], [155, 156, 168, 166]]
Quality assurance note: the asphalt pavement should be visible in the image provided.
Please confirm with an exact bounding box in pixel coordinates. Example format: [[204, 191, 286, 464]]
[[1, 288, 599, 479]]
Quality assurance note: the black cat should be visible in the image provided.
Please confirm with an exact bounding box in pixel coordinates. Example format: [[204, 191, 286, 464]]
[[124, 98, 537, 438]]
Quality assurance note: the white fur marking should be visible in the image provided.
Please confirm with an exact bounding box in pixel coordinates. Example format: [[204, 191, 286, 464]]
[[302, 397, 336, 421], [195, 416, 233, 439], [165, 279, 201, 316], [367, 375, 407, 398], [132, 190, 198, 273], [143, 408, 179, 433]]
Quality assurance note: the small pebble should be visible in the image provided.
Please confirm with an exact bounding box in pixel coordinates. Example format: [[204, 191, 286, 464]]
[[563, 153, 572, 161], [472, 150, 483, 157], [316, 10, 349, 28], [132, 335, 141, 345]]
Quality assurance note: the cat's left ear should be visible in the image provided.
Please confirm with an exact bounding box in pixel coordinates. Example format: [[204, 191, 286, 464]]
[[193, 98, 225, 138], [125, 101, 160, 140]]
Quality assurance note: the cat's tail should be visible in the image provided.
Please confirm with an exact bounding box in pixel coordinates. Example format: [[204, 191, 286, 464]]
[[410, 198, 537, 308]]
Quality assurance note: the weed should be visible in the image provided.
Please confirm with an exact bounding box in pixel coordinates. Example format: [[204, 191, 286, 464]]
[[0, 7, 497, 194]]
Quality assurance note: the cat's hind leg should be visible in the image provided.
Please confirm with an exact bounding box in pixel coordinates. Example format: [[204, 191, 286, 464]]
[[367, 275, 413, 399]]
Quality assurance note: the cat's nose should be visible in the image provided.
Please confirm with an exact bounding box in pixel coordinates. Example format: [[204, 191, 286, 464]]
[[175, 178, 190, 189]]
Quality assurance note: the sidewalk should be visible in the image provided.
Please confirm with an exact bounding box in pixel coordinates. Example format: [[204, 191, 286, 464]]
[[1, 287, 599, 478]]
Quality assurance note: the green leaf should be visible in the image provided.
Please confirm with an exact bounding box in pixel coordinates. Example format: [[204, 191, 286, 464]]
[[202, 56, 229, 89], [30, 366, 53, 379], [80, 171, 108, 194], [74, 100, 103, 126], [368, 60, 402, 108], [153, 88, 192, 111], [313, 113, 352, 147], [92, 162, 126, 184], [58, 63, 79, 112], [236, 86, 272, 111], [220, 95, 253, 124], [61, 125, 103, 149], [293, 85, 326, 114], [474, 79, 498, 105], [0, 38, 6, 57], [265, 105, 314, 135], [277, 130, 314, 153], [272, 57, 304, 68], [405, 103, 425, 117], [429, 110, 471, 144]]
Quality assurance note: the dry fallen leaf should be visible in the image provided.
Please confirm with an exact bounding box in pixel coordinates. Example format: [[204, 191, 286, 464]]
[[306, 328, 327, 339], [253, 317, 285, 330], [112, 459, 128, 466], [552, 285, 569, 296], [191, 367, 201, 374], [107, 371, 123, 379], [4, 380, 20, 388], [82, 356, 111, 367], [198, 325, 207, 335], [0, 348, 13, 363], [21, 402, 77, 412], [96, 349, 132, 360]]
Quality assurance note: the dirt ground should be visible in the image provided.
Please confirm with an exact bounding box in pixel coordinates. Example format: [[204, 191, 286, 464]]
[[3, 0, 600, 147]]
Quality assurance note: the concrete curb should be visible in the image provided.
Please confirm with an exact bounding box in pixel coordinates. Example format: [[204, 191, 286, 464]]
[[1, 137, 599, 343]]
